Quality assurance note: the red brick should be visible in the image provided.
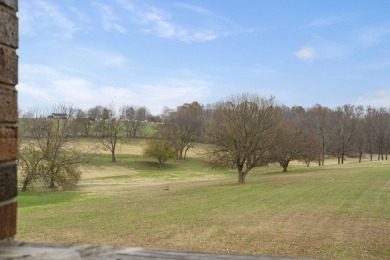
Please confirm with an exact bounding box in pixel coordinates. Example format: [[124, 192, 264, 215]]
[[0, 201, 17, 240], [0, 84, 17, 123], [0, 7, 18, 48], [0, 46, 18, 85], [0, 127, 17, 162], [0, 162, 17, 201]]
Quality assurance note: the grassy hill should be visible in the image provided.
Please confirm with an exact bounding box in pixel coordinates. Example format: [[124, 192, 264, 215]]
[[16, 139, 390, 260]]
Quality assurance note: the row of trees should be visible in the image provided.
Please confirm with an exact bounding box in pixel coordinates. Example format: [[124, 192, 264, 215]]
[[19, 94, 390, 187], [56, 104, 153, 139]]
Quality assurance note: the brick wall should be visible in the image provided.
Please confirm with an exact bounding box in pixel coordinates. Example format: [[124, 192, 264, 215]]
[[0, 0, 18, 243]]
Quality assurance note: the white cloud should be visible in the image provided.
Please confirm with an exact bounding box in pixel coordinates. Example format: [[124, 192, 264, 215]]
[[114, 0, 135, 11], [114, 1, 249, 43], [295, 47, 316, 59], [296, 38, 348, 60], [299, 15, 349, 29], [18, 64, 212, 115], [356, 89, 390, 107], [355, 24, 390, 47], [95, 3, 127, 33], [19, 0, 77, 38], [74, 47, 128, 67], [138, 7, 219, 42], [175, 3, 212, 15]]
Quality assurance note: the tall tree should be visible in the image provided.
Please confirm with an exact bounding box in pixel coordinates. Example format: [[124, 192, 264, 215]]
[[306, 105, 333, 166], [204, 94, 280, 184], [331, 105, 362, 164]]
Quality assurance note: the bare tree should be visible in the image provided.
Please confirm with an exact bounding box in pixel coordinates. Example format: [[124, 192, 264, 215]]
[[270, 106, 319, 171], [370, 107, 390, 161], [71, 108, 94, 137], [204, 94, 280, 184], [121, 106, 150, 138], [18, 105, 89, 190], [331, 105, 362, 164], [98, 104, 123, 162], [87, 105, 105, 137], [352, 117, 367, 162], [159, 102, 204, 160], [306, 105, 333, 166]]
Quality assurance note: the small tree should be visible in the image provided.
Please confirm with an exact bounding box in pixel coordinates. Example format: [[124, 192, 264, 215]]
[[143, 139, 175, 168], [99, 104, 123, 162]]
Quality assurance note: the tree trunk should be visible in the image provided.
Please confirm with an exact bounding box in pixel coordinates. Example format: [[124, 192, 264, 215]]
[[111, 150, 116, 162], [359, 152, 362, 162], [49, 177, 55, 189], [184, 146, 190, 160], [238, 170, 247, 184], [22, 179, 29, 192], [280, 161, 289, 172], [341, 152, 344, 164]]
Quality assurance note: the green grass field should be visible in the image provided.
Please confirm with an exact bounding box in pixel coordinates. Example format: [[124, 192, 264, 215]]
[[16, 140, 390, 260]]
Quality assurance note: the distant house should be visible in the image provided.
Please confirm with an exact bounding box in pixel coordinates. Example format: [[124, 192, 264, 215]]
[[48, 113, 68, 119]]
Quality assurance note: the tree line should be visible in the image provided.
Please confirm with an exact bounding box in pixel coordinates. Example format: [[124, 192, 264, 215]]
[[18, 94, 390, 188]]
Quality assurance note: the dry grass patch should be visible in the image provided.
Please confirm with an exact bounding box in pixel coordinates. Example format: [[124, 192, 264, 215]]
[[17, 149, 390, 260]]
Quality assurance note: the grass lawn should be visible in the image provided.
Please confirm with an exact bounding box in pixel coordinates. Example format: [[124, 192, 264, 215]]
[[16, 140, 390, 260]]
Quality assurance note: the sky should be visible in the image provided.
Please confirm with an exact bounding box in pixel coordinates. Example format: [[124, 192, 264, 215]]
[[18, 0, 390, 115]]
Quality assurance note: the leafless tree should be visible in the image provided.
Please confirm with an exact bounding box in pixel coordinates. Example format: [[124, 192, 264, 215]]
[[98, 104, 124, 162], [87, 105, 105, 137], [306, 105, 333, 166], [352, 118, 367, 162], [204, 94, 280, 184], [331, 105, 362, 164], [159, 102, 204, 160], [270, 106, 319, 171], [121, 105, 150, 138], [368, 107, 390, 161], [18, 105, 91, 190]]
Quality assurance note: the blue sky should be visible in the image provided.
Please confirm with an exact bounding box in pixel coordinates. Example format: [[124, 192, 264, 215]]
[[18, 0, 390, 114]]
